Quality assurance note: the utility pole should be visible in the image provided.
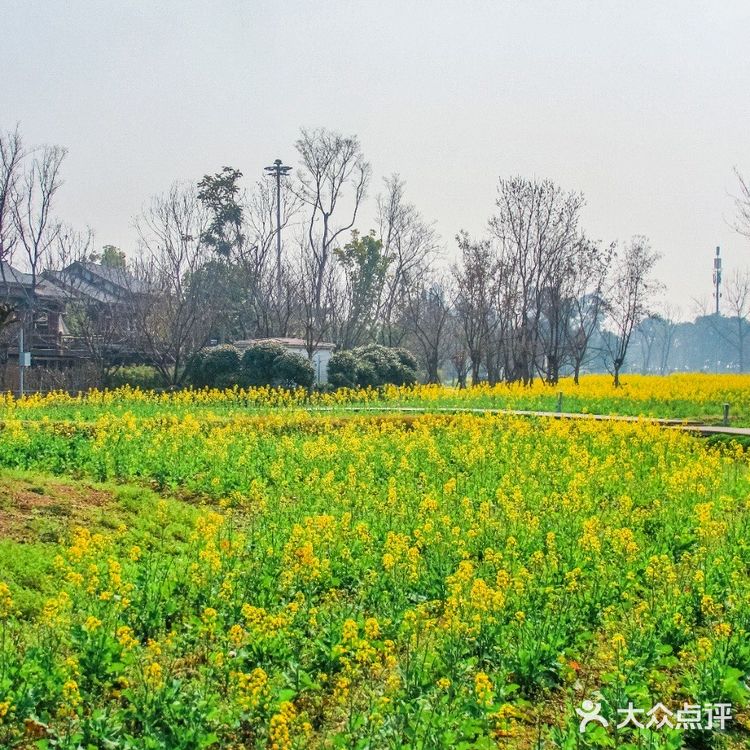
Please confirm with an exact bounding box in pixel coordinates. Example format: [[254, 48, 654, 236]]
[[18, 327, 30, 398], [713, 245, 722, 315], [264, 158, 292, 295]]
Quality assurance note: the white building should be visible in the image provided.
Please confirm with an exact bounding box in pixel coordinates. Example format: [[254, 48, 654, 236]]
[[234, 338, 336, 385]]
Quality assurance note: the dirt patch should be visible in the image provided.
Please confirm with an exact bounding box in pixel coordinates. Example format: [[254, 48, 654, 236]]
[[0, 474, 113, 542]]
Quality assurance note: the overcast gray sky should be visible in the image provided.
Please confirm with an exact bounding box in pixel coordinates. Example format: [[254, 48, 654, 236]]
[[2, 0, 749, 315]]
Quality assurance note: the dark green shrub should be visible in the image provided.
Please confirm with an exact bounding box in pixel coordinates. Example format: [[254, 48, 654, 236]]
[[356, 345, 392, 386], [328, 344, 419, 388], [354, 359, 378, 388], [392, 348, 419, 385], [241, 342, 314, 388], [108, 365, 163, 390], [185, 345, 241, 388], [240, 342, 288, 387], [328, 351, 361, 389], [273, 351, 315, 388]]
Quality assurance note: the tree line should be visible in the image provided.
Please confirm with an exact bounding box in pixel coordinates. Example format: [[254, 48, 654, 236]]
[[1, 123, 749, 388]]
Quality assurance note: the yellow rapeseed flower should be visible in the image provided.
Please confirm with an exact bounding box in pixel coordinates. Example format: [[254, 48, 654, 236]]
[[475, 671, 494, 708], [0, 583, 13, 619]]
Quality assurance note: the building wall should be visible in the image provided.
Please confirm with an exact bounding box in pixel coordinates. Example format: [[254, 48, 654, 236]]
[[283, 344, 332, 385], [311, 348, 332, 385]]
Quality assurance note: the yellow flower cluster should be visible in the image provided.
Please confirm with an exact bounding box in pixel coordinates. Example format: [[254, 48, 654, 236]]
[[0, 582, 13, 619], [474, 671, 495, 708], [232, 667, 269, 713], [268, 701, 296, 750]]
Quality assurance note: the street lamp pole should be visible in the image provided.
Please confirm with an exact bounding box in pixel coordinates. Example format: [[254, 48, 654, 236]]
[[264, 158, 292, 295]]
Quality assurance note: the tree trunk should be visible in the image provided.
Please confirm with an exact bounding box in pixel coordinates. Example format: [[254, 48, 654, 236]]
[[470, 356, 481, 386], [546, 355, 560, 385], [426, 355, 440, 384]]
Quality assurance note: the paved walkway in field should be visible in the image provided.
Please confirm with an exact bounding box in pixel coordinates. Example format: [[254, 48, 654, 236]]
[[307, 405, 750, 437]]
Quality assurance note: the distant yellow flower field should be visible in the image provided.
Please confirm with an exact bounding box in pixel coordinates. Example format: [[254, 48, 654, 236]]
[[2, 373, 750, 425]]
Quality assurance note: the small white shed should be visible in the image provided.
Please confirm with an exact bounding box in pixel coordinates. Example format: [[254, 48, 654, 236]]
[[235, 338, 336, 385]]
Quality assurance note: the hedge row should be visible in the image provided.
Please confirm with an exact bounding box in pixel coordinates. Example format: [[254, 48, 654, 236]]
[[186, 343, 419, 390], [328, 345, 418, 388], [185, 343, 314, 389]]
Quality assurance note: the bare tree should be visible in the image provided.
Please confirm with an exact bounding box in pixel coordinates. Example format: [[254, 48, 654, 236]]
[[604, 236, 660, 386], [0, 127, 24, 266], [453, 232, 497, 384], [131, 182, 212, 386], [634, 314, 664, 373], [488, 177, 585, 384], [294, 128, 371, 355], [12, 145, 66, 289], [245, 178, 302, 337], [448, 340, 471, 388], [5, 143, 67, 356], [733, 168, 750, 240], [403, 275, 452, 384], [376, 175, 439, 346], [564, 240, 612, 383], [295, 242, 340, 357], [720, 269, 750, 372], [537, 236, 612, 384], [0, 126, 25, 330], [631, 303, 681, 375], [655, 304, 680, 375], [0, 140, 70, 374]]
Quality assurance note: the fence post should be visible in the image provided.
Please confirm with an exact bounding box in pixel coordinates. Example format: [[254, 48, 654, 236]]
[[556, 391, 563, 414], [723, 403, 730, 427]]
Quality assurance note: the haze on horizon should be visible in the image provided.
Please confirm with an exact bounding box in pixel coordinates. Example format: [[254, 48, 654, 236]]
[[2, 0, 749, 319]]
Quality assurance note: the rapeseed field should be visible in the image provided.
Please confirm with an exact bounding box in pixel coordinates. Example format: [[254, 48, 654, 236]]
[[0, 379, 748, 747]]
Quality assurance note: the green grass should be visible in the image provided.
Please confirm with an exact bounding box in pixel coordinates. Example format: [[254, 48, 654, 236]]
[[0, 470, 200, 617]]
